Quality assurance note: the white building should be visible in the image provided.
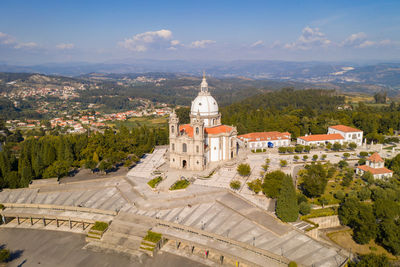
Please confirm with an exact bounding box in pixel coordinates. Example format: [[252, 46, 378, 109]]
[[169, 74, 237, 171], [328, 125, 363, 146], [297, 134, 344, 146], [356, 152, 393, 179], [238, 131, 291, 150]]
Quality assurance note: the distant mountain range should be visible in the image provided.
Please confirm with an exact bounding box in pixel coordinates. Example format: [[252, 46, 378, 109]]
[[0, 60, 399, 90]]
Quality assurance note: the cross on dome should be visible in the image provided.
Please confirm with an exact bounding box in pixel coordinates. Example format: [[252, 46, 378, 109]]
[[200, 71, 208, 92]]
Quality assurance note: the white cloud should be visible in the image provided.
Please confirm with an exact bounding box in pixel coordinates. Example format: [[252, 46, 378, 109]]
[[358, 40, 375, 48], [0, 32, 16, 45], [119, 29, 173, 52], [341, 32, 367, 47], [285, 26, 331, 50], [56, 43, 75, 50], [14, 42, 38, 49], [190, 40, 216, 48], [250, 40, 264, 48], [170, 40, 180, 46]]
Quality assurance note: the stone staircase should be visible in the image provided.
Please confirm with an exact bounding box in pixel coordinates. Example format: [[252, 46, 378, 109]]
[[85, 212, 156, 261]]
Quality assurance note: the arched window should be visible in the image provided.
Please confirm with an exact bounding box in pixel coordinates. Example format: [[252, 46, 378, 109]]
[[213, 119, 215, 125], [171, 125, 174, 133], [196, 145, 199, 153], [172, 143, 175, 151], [182, 143, 187, 152], [196, 127, 199, 135]]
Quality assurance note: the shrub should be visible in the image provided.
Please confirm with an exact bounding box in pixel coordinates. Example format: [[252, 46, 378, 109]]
[[0, 249, 10, 262], [247, 179, 262, 194], [343, 152, 350, 159], [278, 147, 287, 153], [91, 221, 108, 232], [0, 204, 4, 210], [288, 262, 298, 267], [321, 154, 327, 160], [143, 231, 162, 243], [348, 142, 357, 150], [280, 159, 288, 167], [332, 142, 342, 151], [294, 155, 299, 161], [312, 155, 318, 161], [334, 190, 345, 201], [338, 160, 348, 169], [170, 179, 190, 190], [304, 145, 311, 153], [299, 202, 311, 215], [237, 163, 251, 176], [359, 151, 369, 158], [303, 155, 308, 161], [287, 147, 295, 153], [295, 145, 304, 153], [148, 176, 163, 188], [230, 180, 241, 190], [358, 158, 366, 165]]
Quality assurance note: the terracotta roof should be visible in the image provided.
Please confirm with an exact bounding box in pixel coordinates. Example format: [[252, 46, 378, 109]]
[[179, 124, 234, 138], [298, 134, 344, 142], [179, 124, 194, 138], [205, 125, 234, 135], [368, 152, 384, 163], [238, 131, 291, 142], [357, 165, 393, 175], [329, 125, 362, 132]]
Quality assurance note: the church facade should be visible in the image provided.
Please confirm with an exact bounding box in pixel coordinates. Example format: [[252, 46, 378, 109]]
[[169, 75, 237, 170]]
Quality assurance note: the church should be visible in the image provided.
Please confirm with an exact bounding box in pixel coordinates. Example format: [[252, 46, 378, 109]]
[[169, 74, 238, 170]]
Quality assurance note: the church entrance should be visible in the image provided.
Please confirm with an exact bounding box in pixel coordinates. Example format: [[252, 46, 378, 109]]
[[182, 160, 187, 169]]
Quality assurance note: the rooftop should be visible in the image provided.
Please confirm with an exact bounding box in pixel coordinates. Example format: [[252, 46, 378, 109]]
[[357, 165, 393, 175], [329, 125, 362, 132], [238, 131, 291, 142], [368, 152, 384, 163], [179, 124, 234, 138], [298, 133, 344, 142]]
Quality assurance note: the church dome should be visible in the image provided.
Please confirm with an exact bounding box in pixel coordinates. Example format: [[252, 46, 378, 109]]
[[190, 75, 219, 116], [191, 93, 219, 116]]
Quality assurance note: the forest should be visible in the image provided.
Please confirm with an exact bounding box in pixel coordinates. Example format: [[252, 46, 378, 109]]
[[0, 126, 168, 189], [220, 88, 400, 142]]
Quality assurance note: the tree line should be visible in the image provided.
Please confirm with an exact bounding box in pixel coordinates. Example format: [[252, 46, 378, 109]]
[[0, 125, 168, 189]]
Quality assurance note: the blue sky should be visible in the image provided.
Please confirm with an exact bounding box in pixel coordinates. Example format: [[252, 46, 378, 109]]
[[0, 0, 399, 64]]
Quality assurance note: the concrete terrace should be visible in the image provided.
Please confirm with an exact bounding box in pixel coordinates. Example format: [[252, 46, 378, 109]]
[[0, 147, 347, 267]]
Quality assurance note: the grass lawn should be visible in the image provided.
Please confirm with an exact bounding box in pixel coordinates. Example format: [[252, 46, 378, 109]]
[[147, 176, 163, 188], [327, 229, 397, 260], [90, 221, 108, 232], [170, 179, 190, 190]]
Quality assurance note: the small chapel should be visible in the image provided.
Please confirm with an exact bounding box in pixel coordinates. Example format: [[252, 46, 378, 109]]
[[169, 74, 238, 170]]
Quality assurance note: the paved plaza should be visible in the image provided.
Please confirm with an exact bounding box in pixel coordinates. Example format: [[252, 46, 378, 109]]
[[0, 147, 355, 266]]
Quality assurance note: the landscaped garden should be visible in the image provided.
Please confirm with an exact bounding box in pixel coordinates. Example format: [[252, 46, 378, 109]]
[[147, 176, 163, 188], [169, 179, 190, 190]]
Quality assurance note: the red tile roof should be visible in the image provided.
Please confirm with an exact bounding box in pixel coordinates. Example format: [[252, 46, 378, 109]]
[[368, 152, 384, 163], [205, 125, 234, 135], [298, 134, 344, 142], [329, 125, 362, 132], [179, 124, 234, 138], [179, 124, 194, 138], [357, 165, 393, 175], [238, 131, 291, 142]]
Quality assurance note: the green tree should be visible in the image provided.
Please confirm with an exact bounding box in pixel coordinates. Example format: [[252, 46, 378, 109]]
[[312, 155, 318, 161], [237, 163, 251, 176], [343, 152, 350, 159], [338, 160, 348, 169], [295, 145, 304, 153], [300, 163, 328, 198], [230, 180, 241, 190], [276, 174, 298, 222], [280, 159, 288, 167], [0, 248, 10, 262], [247, 179, 262, 194], [294, 155, 299, 161], [348, 142, 357, 150], [278, 147, 287, 153], [299, 202, 311, 215], [43, 160, 70, 178], [332, 142, 342, 151], [262, 170, 286, 198], [348, 253, 389, 267]]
